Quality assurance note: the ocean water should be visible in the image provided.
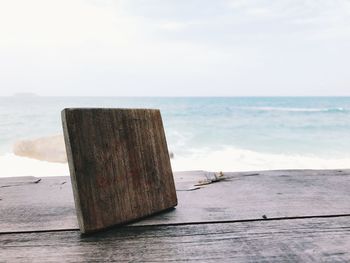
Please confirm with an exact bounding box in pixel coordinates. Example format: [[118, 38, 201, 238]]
[[0, 96, 350, 177]]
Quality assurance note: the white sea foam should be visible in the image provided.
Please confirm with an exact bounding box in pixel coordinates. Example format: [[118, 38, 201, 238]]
[[1, 147, 349, 178], [170, 147, 350, 172], [0, 153, 69, 178]]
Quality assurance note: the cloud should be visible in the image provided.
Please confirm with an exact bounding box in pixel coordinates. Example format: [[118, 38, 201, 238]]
[[0, 0, 349, 96], [159, 22, 189, 31], [0, 0, 136, 48]]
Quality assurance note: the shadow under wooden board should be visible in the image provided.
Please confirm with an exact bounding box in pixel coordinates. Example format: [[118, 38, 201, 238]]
[[1, 169, 350, 233], [61, 108, 177, 234]]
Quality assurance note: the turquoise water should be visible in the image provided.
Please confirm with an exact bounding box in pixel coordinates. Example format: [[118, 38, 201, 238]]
[[0, 96, 350, 173]]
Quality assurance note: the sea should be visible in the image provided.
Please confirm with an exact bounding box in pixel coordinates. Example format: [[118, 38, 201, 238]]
[[1, 96, 350, 177]]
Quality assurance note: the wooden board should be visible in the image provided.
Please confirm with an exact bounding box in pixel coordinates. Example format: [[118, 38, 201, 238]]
[[1, 216, 350, 262], [62, 108, 177, 233], [1, 169, 350, 233]]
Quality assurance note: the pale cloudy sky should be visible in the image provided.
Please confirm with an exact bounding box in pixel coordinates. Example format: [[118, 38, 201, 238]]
[[0, 0, 350, 96]]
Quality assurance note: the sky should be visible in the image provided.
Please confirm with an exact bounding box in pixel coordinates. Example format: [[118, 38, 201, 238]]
[[0, 0, 350, 96]]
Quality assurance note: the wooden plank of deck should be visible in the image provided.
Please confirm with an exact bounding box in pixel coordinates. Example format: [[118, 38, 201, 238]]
[[1, 216, 350, 262], [143, 169, 350, 226], [1, 169, 350, 233], [0, 176, 77, 232]]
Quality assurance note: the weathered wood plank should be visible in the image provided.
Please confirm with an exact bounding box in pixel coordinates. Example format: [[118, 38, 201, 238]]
[[1, 169, 350, 233], [1, 216, 350, 262], [140, 169, 350, 226], [0, 176, 77, 232], [62, 108, 177, 233]]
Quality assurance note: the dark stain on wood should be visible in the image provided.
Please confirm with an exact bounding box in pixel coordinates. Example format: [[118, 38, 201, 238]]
[[62, 108, 177, 233]]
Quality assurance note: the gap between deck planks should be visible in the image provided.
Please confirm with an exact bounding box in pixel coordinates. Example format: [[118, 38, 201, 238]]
[[1, 169, 350, 233]]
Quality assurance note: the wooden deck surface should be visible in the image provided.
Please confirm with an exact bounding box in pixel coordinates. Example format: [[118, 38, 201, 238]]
[[1, 169, 350, 262]]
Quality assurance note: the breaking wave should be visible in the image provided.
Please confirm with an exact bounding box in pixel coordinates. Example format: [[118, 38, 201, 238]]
[[1, 146, 349, 178], [170, 147, 350, 172], [238, 106, 348, 113]]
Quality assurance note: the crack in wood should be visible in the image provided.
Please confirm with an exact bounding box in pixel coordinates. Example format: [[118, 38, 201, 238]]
[[0, 178, 41, 188]]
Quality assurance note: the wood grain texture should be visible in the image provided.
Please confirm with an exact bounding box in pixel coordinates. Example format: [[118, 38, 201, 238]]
[[140, 169, 350, 226], [0, 176, 77, 233], [2, 217, 350, 262], [61, 108, 177, 233], [1, 169, 350, 233]]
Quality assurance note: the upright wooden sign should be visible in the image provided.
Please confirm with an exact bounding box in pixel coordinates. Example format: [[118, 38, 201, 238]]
[[62, 108, 177, 234]]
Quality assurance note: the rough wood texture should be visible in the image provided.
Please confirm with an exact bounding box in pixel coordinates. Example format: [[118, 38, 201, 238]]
[[61, 108, 177, 233], [1, 169, 350, 233], [142, 169, 350, 226], [2, 217, 350, 262], [1, 170, 350, 262], [0, 176, 77, 233]]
